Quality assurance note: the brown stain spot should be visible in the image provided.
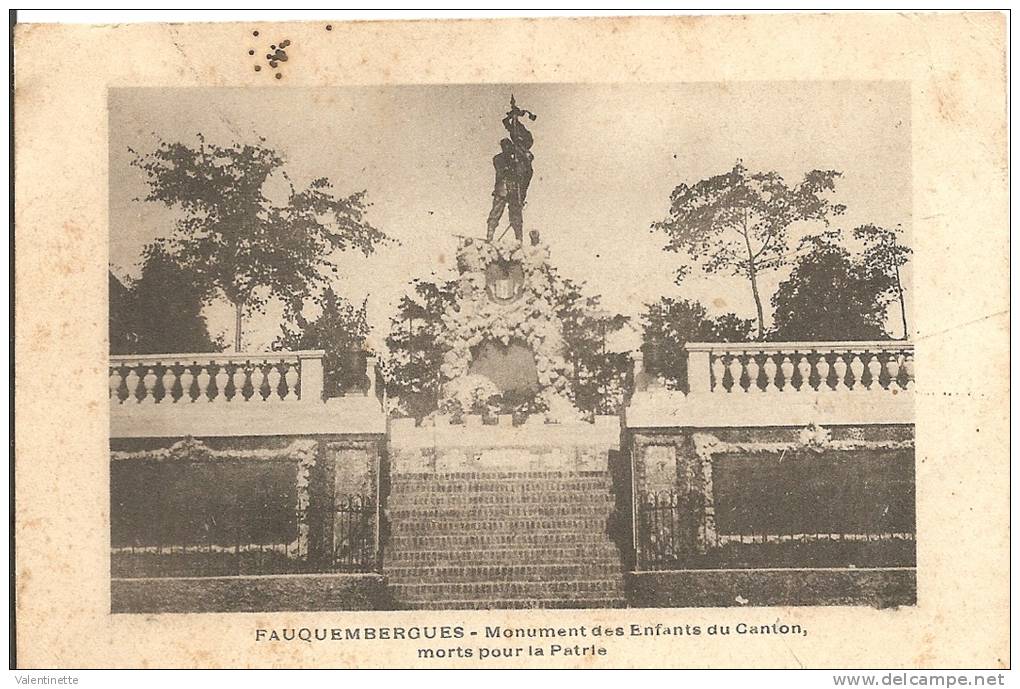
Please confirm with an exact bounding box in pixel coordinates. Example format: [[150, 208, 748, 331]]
[[62, 221, 83, 240], [712, 298, 728, 309], [437, 253, 446, 265], [914, 631, 936, 666], [934, 71, 964, 123], [30, 324, 51, 352]]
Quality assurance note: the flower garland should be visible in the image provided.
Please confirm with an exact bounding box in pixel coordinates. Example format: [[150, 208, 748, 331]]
[[111, 437, 319, 559], [438, 238, 579, 421]]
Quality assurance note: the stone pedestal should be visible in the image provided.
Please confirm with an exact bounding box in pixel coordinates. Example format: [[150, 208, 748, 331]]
[[389, 415, 620, 474]]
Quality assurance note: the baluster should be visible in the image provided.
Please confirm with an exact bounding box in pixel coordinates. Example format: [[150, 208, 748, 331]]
[[213, 364, 230, 403], [880, 353, 896, 390], [903, 352, 914, 389], [284, 363, 299, 400], [125, 366, 142, 403], [867, 354, 883, 390], [141, 367, 158, 404], [817, 354, 831, 392], [160, 365, 177, 403], [711, 355, 726, 392], [762, 354, 778, 392], [231, 363, 247, 402], [849, 353, 865, 390], [832, 353, 848, 391], [889, 355, 905, 387], [196, 366, 212, 402], [251, 363, 267, 401], [779, 355, 794, 391], [180, 366, 195, 402], [109, 367, 123, 403], [796, 354, 811, 391], [267, 363, 283, 401], [746, 354, 761, 392], [725, 354, 742, 393]]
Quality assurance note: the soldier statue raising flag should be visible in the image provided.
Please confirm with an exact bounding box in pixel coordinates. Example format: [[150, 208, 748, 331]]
[[486, 95, 537, 243]]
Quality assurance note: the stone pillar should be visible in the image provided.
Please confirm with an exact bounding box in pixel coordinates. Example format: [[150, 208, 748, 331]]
[[687, 349, 712, 393], [299, 352, 324, 402]]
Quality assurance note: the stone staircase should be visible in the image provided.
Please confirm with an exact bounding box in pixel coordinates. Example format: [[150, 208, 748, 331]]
[[384, 471, 627, 609]]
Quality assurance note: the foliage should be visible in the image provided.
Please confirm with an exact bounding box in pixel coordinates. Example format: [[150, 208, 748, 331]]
[[854, 223, 912, 339], [109, 244, 221, 355], [550, 272, 631, 416], [438, 239, 576, 420], [383, 245, 632, 420], [130, 134, 391, 350], [651, 161, 845, 338], [383, 277, 459, 420], [769, 230, 894, 341], [275, 287, 371, 397], [640, 297, 755, 391]]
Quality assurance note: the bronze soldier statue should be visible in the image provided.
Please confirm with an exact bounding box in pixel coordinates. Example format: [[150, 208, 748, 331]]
[[486, 96, 535, 242]]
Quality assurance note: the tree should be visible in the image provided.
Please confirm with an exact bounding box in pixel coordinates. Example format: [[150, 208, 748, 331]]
[[547, 271, 631, 415], [640, 297, 754, 391], [384, 278, 459, 419], [651, 161, 845, 339], [109, 244, 221, 355], [769, 231, 894, 341], [854, 223, 912, 340], [109, 271, 134, 354], [275, 287, 371, 398], [130, 134, 391, 352]]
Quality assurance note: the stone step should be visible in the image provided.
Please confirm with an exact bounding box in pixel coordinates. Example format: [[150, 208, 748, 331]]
[[392, 471, 612, 481], [388, 504, 614, 520], [388, 479, 613, 495], [399, 597, 627, 610], [387, 493, 617, 510], [390, 517, 610, 536], [385, 544, 622, 566], [386, 562, 625, 583], [387, 532, 617, 550], [391, 578, 625, 602]]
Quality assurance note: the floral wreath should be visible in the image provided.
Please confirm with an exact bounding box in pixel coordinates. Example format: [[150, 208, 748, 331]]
[[437, 238, 579, 421]]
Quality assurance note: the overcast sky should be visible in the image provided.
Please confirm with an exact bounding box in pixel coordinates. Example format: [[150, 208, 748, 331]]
[[109, 82, 911, 351]]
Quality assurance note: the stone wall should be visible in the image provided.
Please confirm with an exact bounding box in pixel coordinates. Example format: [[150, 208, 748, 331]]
[[110, 432, 386, 611], [629, 424, 916, 570]]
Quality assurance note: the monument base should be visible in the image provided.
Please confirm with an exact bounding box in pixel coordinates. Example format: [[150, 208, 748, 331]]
[[388, 416, 620, 474]]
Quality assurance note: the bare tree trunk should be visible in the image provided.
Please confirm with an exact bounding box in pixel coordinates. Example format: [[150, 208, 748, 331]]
[[895, 263, 908, 340], [748, 264, 765, 340], [233, 301, 243, 352], [740, 212, 766, 340]]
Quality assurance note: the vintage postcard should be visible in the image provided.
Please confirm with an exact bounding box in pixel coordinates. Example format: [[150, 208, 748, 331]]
[[12, 13, 1009, 668]]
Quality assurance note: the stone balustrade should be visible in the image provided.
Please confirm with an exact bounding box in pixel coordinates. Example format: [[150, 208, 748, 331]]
[[628, 341, 915, 429], [109, 351, 326, 404], [684, 341, 914, 394], [109, 350, 386, 438]]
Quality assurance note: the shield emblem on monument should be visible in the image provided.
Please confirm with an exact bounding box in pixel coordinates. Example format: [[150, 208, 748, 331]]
[[493, 279, 513, 300], [485, 260, 525, 303]]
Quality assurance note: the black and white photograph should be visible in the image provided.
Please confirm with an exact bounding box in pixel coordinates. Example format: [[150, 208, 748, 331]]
[[107, 81, 916, 613]]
